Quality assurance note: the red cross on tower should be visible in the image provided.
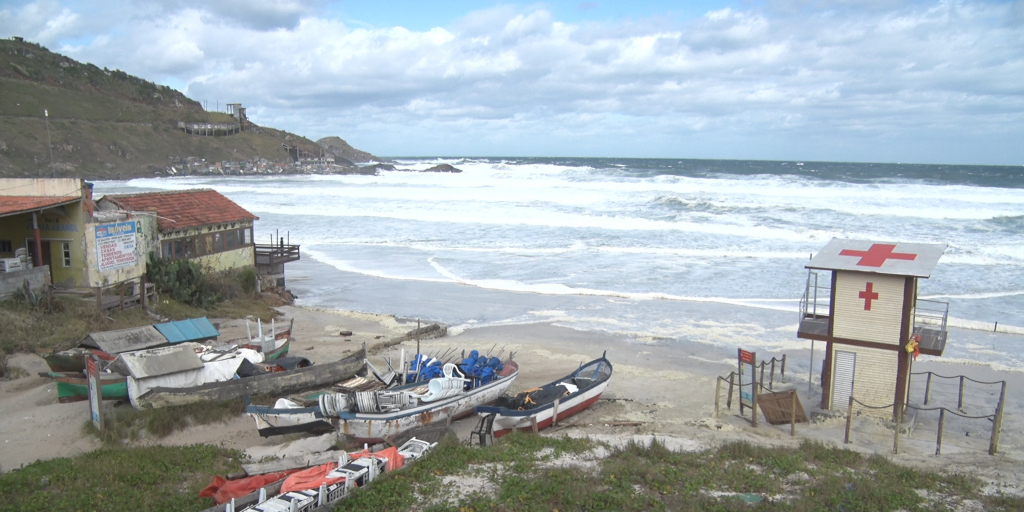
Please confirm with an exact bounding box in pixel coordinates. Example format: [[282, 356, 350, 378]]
[[859, 282, 879, 311], [839, 243, 917, 267]]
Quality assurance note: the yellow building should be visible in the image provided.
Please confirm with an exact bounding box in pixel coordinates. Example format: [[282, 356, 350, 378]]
[[797, 239, 949, 419], [97, 189, 258, 272]]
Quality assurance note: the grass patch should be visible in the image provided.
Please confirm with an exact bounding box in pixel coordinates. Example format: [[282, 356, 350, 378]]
[[83, 399, 247, 443], [0, 444, 241, 512], [0, 294, 153, 355], [331, 435, 1024, 512]]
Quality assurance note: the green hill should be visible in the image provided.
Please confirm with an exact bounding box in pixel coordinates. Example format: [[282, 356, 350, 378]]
[[0, 38, 372, 178]]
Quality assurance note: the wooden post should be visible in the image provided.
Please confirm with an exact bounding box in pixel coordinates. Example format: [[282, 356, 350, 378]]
[[936, 409, 945, 455], [530, 417, 538, 434], [924, 372, 932, 405], [989, 381, 1006, 455], [552, 398, 559, 426], [781, 354, 786, 383], [727, 373, 734, 410], [759, 363, 765, 392], [893, 405, 903, 454], [844, 396, 854, 444], [119, 284, 124, 311], [95, 286, 102, 311], [769, 359, 776, 390], [715, 378, 721, 418], [957, 376, 965, 411], [139, 275, 147, 309], [790, 390, 796, 437], [751, 375, 758, 428]]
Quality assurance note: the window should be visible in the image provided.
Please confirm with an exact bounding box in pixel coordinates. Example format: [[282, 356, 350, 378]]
[[204, 235, 213, 254], [0, 240, 11, 254], [162, 241, 172, 259], [227, 230, 237, 249], [62, 242, 71, 267], [214, 233, 223, 252], [243, 229, 251, 245], [174, 240, 183, 259]]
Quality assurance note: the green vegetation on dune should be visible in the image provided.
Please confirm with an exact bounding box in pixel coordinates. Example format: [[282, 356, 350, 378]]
[[0, 39, 323, 178]]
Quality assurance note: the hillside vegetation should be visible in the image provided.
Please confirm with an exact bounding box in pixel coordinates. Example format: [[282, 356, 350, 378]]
[[0, 38, 370, 179]]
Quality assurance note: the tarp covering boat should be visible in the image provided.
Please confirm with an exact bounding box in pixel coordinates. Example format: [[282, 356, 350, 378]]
[[154, 317, 220, 344], [199, 470, 299, 505]]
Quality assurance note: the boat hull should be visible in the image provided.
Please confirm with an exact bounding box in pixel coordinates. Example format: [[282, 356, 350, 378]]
[[46, 372, 128, 403], [478, 355, 612, 437], [133, 347, 365, 409]]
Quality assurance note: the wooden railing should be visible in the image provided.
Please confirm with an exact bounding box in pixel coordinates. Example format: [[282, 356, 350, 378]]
[[255, 244, 301, 266]]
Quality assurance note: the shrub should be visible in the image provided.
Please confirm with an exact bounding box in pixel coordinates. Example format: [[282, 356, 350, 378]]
[[146, 254, 220, 308]]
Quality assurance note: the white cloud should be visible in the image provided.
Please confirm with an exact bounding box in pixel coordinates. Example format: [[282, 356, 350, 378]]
[[8, 1, 1024, 163]]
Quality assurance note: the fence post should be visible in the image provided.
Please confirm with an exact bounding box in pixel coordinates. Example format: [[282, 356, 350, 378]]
[[759, 363, 765, 392], [989, 382, 1006, 455], [924, 372, 933, 405], [790, 390, 796, 437], [752, 378, 758, 428], [95, 286, 102, 311], [936, 409, 945, 456], [715, 378, 721, 418], [957, 376, 965, 412], [727, 373, 734, 410], [893, 405, 903, 455], [770, 359, 776, 390], [844, 396, 854, 444], [781, 354, 786, 383]]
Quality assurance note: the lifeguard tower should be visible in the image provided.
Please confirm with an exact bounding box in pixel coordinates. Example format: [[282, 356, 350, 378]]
[[797, 239, 949, 419]]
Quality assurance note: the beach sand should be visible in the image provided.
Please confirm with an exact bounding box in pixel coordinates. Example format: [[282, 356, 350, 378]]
[[1, 304, 1022, 498]]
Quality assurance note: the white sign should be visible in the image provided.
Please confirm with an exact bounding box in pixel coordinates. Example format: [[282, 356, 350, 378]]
[[95, 221, 137, 272]]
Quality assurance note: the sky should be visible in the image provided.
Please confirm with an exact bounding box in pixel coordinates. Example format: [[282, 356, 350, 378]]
[[1, 0, 1023, 165]]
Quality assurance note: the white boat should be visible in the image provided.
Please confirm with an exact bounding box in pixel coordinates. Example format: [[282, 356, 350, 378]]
[[248, 360, 519, 443], [477, 354, 611, 438]]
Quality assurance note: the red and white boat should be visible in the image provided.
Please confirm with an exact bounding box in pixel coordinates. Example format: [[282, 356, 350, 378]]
[[477, 353, 612, 437]]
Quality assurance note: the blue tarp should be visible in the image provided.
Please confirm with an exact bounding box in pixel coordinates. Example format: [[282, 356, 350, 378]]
[[154, 317, 220, 344]]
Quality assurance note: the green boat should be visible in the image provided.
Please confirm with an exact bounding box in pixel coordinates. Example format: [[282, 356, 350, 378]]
[[43, 372, 129, 403]]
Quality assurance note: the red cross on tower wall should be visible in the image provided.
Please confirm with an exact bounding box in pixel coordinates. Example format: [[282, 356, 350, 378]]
[[859, 282, 879, 310], [839, 244, 917, 267]]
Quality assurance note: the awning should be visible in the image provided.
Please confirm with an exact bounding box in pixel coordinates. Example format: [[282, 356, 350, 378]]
[[154, 317, 220, 344]]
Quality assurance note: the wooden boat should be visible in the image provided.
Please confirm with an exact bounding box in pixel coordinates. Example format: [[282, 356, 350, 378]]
[[43, 347, 115, 373], [477, 353, 612, 437], [248, 360, 519, 442], [232, 318, 292, 361], [41, 371, 128, 403], [133, 347, 366, 409], [229, 437, 436, 512]]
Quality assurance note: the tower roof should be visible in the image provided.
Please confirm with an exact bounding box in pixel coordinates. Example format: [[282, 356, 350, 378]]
[[806, 238, 946, 278]]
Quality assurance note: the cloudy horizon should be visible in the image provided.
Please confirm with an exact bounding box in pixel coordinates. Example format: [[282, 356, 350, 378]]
[[2, 0, 1023, 165]]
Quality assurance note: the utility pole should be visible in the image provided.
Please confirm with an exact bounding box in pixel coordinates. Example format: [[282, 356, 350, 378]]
[[44, 108, 54, 177]]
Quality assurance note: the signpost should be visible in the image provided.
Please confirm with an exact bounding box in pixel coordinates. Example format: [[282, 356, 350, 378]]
[[95, 221, 137, 272], [87, 356, 103, 432], [738, 349, 757, 426]]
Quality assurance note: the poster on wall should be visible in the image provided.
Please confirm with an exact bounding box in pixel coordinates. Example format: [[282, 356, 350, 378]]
[[95, 221, 137, 271]]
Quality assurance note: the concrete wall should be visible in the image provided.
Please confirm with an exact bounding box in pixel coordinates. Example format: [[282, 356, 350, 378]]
[[81, 215, 154, 287], [193, 245, 255, 272], [0, 265, 50, 300], [0, 178, 81, 197]]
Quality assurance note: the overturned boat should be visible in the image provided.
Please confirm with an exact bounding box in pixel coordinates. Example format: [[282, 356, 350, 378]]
[[477, 353, 611, 437]]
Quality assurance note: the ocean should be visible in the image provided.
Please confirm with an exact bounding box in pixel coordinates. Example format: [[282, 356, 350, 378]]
[[95, 158, 1024, 373]]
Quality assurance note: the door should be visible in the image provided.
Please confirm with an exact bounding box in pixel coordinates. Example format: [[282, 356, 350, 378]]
[[25, 240, 55, 282], [832, 350, 856, 410]]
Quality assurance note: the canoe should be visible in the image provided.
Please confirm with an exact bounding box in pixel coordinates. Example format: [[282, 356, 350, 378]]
[[477, 353, 612, 437], [43, 348, 115, 373], [133, 347, 366, 409], [42, 371, 128, 403], [248, 360, 519, 442]]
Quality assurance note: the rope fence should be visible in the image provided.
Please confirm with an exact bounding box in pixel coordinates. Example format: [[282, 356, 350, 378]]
[[714, 356, 791, 431]]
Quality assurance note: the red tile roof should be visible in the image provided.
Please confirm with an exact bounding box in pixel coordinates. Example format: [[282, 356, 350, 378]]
[[103, 189, 258, 232], [0, 196, 81, 218]]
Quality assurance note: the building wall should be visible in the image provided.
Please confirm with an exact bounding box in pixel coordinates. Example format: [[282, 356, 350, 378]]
[[832, 271, 905, 345], [80, 215, 155, 287], [0, 202, 86, 286], [155, 221, 255, 272], [0, 178, 82, 197], [829, 344, 900, 417], [0, 265, 50, 300]]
